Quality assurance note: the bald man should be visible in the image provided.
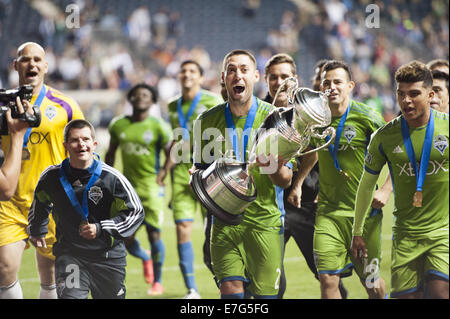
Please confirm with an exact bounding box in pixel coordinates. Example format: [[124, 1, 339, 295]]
[[0, 42, 84, 299]]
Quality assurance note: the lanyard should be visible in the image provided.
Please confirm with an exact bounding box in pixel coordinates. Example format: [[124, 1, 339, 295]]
[[401, 109, 434, 194], [224, 96, 258, 162], [59, 156, 102, 221], [326, 105, 350, 174], [23, 85, 46, 148], [177, 91, 202, 140]]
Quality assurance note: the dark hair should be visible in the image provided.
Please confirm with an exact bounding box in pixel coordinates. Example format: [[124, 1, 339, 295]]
[[180, 60, 204, 76], [395, 60, 433, 88], [314, 59, 329, 72], [264, 53, 297, 76], [127, 83, 158, 103], [311, 59, 329, 89], [222, 49, 257, 71], [63, 119, 96, 143], [432, 70, 449, 91], [322, 60, 353, 81], [427, 59, 449, 72]]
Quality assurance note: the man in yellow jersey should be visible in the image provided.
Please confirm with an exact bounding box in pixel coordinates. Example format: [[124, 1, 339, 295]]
[[0, 42, 84, 299]]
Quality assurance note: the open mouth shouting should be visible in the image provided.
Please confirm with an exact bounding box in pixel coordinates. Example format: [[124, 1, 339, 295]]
[[233, 85, 245, 94], [25, 70, 39, 83]]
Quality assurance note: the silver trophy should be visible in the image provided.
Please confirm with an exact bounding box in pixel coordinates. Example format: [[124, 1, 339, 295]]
[[190, 77, 336, 225]]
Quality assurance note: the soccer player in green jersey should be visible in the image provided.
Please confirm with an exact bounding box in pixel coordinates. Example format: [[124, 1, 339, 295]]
[[192, 49, 293, 299], [105, 84, 173, 296], [159, 60, 222, 299], [427, 59, 449, 76], [352, 61, 449, 299], [263, 54, 349, 299], [313, 60, 388, 299], [430, 70, 449, 113]]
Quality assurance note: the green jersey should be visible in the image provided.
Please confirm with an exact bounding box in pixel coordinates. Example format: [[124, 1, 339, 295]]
[[314, 100, 385, 217], [167, 89, 223, 184], [108, 115, 173, 178], [365, 111, 449, 238], [193, 97, 284, 230]]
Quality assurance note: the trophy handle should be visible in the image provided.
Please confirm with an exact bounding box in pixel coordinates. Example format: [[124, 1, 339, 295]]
[[271, 77, 298, 107], [295, 126, 336, 157]]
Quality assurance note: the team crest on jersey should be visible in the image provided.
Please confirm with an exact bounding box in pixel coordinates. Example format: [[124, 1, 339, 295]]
[[434, 135, 448, 156], [45, 105, 57, 121], [88, 186, 103, 205], [343, 125, 356, 143], [143, 131, 153, 144]]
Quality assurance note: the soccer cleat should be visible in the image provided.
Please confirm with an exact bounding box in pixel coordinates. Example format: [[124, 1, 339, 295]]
[[183, 288, 201, 299], [143, 250, 154, 284], [148, 282, 164, 296]]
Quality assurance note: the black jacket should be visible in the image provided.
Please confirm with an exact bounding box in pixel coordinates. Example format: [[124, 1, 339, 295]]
[[28, 160, 144, 259]]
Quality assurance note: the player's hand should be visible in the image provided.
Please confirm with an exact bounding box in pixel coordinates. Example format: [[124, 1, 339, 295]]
[[351, 236, 367, 263], [188, 164, 198, 176], [371, 187, 390, 209], [287, 185, 302, 208], [79, 223, 97, 240], [29, 236, 47, 248], [7, 97, 32, 136], [156, 168, 167, 186]]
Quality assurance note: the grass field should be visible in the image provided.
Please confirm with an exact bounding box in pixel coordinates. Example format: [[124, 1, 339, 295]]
[[17, 154, 394, 299]]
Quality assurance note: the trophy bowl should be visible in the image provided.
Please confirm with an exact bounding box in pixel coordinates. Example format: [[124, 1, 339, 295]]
[[190, 77, 335, 225], [190, 158, 256, 225]]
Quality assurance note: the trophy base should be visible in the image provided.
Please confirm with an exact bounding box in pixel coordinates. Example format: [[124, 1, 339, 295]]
[[191, 169, 244, 226]]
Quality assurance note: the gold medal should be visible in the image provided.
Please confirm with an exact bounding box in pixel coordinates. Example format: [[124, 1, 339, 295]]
[[412, 191, 423, 207], [22, 148, 31, 160], [79, 219, 89, 232]]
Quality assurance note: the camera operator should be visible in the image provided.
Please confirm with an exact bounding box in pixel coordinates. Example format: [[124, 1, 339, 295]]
[[0, 97, 33, 200], [0, 42, 84, 299]]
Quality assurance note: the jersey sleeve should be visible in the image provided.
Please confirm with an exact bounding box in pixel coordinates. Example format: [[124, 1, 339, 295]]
[[108, 118, 120, 145], [159, 119, 173, 146], [70, 98, 85, 121], [367, 107, 386, 133], [99, 170, 144, 239], [364, 131, 386, 175], [27, 168, 53, 237]]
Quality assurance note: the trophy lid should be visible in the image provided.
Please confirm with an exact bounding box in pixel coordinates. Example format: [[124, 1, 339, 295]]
[[292, 88, 331, 127]]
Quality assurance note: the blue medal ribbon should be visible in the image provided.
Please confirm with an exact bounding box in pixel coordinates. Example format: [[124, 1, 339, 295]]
[[59, 155, 102, 221], [401, 109, 434, 200], [23, 85, 46, 148], [224, 96, 258, 162], [325, 105, 350, 175], [177, 91, 202, 140]]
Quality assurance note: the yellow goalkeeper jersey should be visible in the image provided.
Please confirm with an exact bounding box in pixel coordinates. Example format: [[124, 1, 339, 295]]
[[1, 84, 84, 209]]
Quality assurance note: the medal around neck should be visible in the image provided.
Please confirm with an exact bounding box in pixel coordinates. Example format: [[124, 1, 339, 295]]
[[22, 147, 31, 160], [190, 78, 336, 225]]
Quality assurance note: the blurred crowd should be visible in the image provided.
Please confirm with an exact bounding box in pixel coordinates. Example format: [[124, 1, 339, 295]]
[[0, 0, 448, 124], [260, 0, 448, 120]]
